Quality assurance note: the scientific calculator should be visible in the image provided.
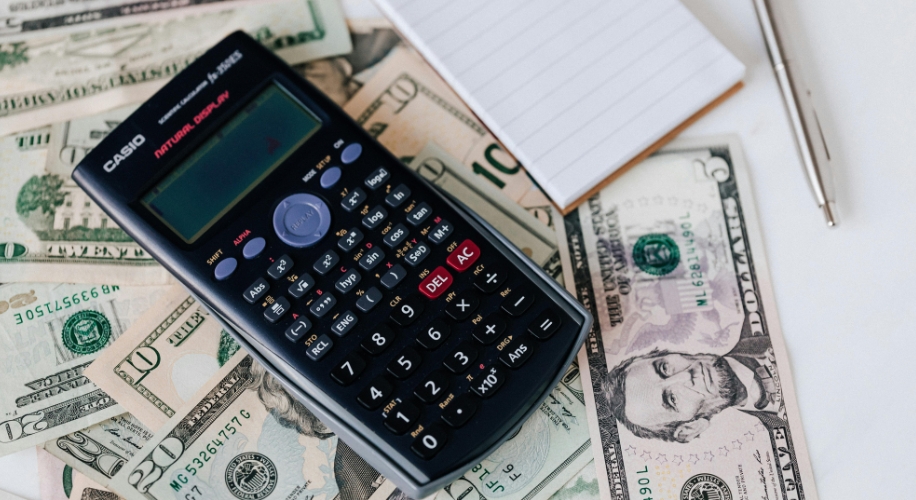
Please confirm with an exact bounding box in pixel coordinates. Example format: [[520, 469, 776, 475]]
[[73, 32, 590, 497]]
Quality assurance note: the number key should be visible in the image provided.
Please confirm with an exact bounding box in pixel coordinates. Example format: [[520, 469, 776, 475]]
[[357, 376, 393, 410], [387, 347, 421, 379], [331, 352, 366, 386], [414, 370, 449, 403], [390, 295, 424, 326], [443, 342, 476, 373], [411, 426, 447, 460], [385, 401, 420, 435], [361, 324, 395, 355], [416, 319, 451, 350]]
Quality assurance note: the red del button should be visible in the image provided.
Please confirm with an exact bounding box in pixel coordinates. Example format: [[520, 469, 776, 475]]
[[446, 239, 480, 272], [419, 266, 453, 299]]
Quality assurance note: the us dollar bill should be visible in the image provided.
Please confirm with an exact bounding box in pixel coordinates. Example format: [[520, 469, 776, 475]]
[[548, 461, 599, 500], [0, 128, 173, 285], [85, 285, 244, 431], [0, 0, 352, 136], [342, 48, 557, 227], [109, 355, 387, 500], [37, 445, 123, 500], [555, 137, 818, 500], [0, 283, 168, 456], [44, 414, 154, 487], [371, 363, 592, 500], [408, 142, 561, 280]]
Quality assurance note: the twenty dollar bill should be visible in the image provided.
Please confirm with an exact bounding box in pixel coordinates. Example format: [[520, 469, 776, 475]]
[[556, 137, 818, 500]]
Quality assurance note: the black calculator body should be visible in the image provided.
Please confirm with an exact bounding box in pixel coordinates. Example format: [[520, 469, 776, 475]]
[[73, 32, 590, 498]]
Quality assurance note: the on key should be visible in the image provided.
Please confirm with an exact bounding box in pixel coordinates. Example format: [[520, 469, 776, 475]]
[[390, 295, 424, 326]]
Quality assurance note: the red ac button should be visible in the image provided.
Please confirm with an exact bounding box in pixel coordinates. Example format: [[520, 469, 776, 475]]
[[419, 266, 453, 299], [446, 239, 480, 272]]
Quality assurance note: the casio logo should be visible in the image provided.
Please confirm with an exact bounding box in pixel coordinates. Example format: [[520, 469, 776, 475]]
[[103, 134, 145, 172]]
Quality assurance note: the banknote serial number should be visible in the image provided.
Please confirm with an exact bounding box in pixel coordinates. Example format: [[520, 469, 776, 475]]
[[9, 285, 120, 324], [680, 217, 708, 305], [179, 409, 250, 479], [635, 466, 653, 498], [471, 463, 522, 493]]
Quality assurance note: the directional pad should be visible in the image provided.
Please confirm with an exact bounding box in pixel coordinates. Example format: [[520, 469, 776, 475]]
[[273, 193, 331, 248]]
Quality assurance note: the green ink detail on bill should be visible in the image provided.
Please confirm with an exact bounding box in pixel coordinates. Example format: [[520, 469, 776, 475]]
[[63, 465, 73, 498], [633, 233, 680, 276], [62, 310, 112, 355], [218, 330, 242, 367]]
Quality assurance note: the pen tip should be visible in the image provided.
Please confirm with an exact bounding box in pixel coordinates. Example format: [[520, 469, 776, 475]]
[[822, 202, 838, 227]]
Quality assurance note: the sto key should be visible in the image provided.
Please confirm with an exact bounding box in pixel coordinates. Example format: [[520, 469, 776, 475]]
[[419, 266, 453, 299]]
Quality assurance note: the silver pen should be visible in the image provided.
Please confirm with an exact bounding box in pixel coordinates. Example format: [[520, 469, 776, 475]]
[[752, 0, 838, 226]]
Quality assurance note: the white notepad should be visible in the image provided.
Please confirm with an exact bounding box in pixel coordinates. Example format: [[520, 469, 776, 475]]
[[373, 0, 745, 210]]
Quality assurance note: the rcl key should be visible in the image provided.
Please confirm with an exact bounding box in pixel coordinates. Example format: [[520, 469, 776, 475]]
[[470, 365, 507, 399]]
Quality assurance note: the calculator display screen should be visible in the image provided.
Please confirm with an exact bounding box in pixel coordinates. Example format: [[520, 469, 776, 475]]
[[142, 83, 321, 243]]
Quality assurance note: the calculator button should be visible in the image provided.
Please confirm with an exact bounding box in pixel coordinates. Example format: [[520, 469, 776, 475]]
[[330, 310, 358, 337], [242, 237, 266, 259], [470, 365, 507, 399], [411, 426, 447, 460], [341, 143, 362, 164], [267, 254, 293, 279], [446, 239, 480, 272], [306, 334, 333, 361], [501, 291, 534, 317], [361, 324, 395, 355], [387, 347, 422, 379], [428, 219, 453, 245], [380, 264, 407, 289], [445, 291, 479, 321], [417, 319, 451, 350], [385, 401, 420, 435], [264, 297, 290, 323], [331, 352, 366, 386], [335, 269, 362, 293], [357, 376, 393, 410], [362, 205, 388, 229], [338, 228, 364, 252], [472, 313, 507, 345], [406, 202, 432, 226], [441, 395, 478, 428], [403, 242, 430, 267], [473, 269, 507, 294], [383, 224, 409, 248], [312, 250, 339, 275], [499, 336, 536, 369], [364, 167, 390, 190], [529, 309, 562, 339], [341, 188, 367, 212], [385, 184, 411, 207], [309, 293, 336, 318], [288, 273, 316, 298], [284, 318, 312, 342], [358, 247, 385, 270], [443, 342, 476, 373], [418, 266, 453, 299], [214, 258, 237, 280], [243, 277, 269, 304], [320, 166, 342, 188], [273, 193, 331, 248], [414, 370, 449, 403], [356, 286, 383, 312], [390, 295, 424, 326]]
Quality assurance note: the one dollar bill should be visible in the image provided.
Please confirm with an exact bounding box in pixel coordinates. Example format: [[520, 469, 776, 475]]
[[0, 283, 168, 456], [556, 137, 818, 500]]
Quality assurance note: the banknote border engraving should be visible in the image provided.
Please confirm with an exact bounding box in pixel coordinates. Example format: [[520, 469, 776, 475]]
[[564, 144, 809, 500]]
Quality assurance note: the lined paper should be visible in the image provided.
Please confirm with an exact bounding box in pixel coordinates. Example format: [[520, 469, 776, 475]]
[[374, 0, 745, 209]]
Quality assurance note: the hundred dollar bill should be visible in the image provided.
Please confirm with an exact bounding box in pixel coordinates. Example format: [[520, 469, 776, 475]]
[[0, 283, 168, 456], [0, 0, 268, 41], [372, 363, 592, 500], [85, 285, 244, 431], [0, 0, 352, 136], [342, 48, 556, 222], [0, 128, 173, 284], [555, 137, 818, 500], [109, 355, 387, 500], [45, 414, 154, 488], [408, 142, 560, 279]]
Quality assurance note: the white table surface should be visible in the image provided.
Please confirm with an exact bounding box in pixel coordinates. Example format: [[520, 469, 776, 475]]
[[3, 0, 914, 498]]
